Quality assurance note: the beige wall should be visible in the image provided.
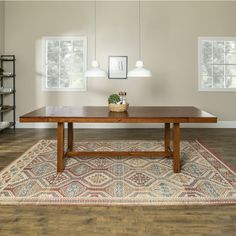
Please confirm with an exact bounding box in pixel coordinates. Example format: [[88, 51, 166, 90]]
[[4, 1, 236, 122], [0, 1, 4, 54]]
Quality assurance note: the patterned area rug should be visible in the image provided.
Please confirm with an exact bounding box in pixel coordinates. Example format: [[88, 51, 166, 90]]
[[0, 140, 236, 205]]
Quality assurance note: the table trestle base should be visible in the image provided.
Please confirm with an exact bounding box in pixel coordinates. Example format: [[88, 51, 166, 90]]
[[57, 122, 180, 174], [65, 151, 173, 158]]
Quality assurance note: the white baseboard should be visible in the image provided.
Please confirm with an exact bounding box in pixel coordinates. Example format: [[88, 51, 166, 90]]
[[15, 121, 236, 129]]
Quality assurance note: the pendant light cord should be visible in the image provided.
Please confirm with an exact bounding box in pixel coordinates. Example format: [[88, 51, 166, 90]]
[[94, 0, 97, 60], [139, 0, 141, 60]]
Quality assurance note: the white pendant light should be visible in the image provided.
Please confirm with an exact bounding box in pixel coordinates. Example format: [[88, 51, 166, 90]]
[[84, 0, 107, 78], [84, 60, 107, 77], [128, 60, 152, 77], [128, 0, 152, 78]]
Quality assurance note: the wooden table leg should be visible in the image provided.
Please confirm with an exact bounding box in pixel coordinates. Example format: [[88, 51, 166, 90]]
[[57, 122, 64, 173], [173, 123, 180, 173], [165, 123, 170, 157], [68, 122, 73, 151]]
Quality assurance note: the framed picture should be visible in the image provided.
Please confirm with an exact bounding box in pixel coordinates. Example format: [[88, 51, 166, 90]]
[[108, 56, 128, 79]]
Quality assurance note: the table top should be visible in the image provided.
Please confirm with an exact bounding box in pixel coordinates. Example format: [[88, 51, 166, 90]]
[[20, 106, 217, 123]]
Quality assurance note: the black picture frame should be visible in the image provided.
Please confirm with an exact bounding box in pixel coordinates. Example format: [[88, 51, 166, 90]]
[[108, 56, 128, 79]]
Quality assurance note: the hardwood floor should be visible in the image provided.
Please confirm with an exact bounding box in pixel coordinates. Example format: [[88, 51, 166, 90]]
[[0, 128, 236, 236]]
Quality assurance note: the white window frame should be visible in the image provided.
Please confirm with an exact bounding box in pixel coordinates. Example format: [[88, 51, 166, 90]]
[[198, 37, 236, 92], [42, 36, 87, 92]]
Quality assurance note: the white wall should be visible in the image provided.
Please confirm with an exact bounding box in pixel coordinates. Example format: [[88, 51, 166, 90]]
[[0, 1, 4, 54], [4, 1, 236, 124]]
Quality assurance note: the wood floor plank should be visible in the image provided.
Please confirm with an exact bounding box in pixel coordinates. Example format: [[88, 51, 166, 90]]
[[0, 128, 236, 236]]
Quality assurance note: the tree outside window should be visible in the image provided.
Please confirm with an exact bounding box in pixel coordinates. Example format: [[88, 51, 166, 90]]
[[43, 37, 87, 91], [199, 37, 236, 91]]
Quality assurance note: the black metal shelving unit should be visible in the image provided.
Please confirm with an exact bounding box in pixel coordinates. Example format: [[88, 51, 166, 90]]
[[0, 55, 16, 131]]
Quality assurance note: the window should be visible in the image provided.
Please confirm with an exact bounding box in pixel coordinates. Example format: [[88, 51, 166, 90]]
[[198, 37, 236, 91], [43, 37, 87, 91]]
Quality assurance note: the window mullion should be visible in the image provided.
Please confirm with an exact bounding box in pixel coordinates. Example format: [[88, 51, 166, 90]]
[[223, 41, 226, 88], [71, 40, 74, 87], [59, 40, 61, 89], [212, 40, 214, 88], [45, 41, 48, 89]]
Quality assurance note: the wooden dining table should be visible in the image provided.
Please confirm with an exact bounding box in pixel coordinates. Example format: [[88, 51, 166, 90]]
[[20, 106, 217, 174]]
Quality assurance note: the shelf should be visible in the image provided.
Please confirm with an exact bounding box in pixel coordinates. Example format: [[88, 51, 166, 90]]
[[0, 54, 16, 131], [0, 58, 15, 62], [0, 91, 14, 95], [0, 121, 14, 131], [0, 106, 14, 113], [0, 74, 15, 78], [0, 55, 16, 62]]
